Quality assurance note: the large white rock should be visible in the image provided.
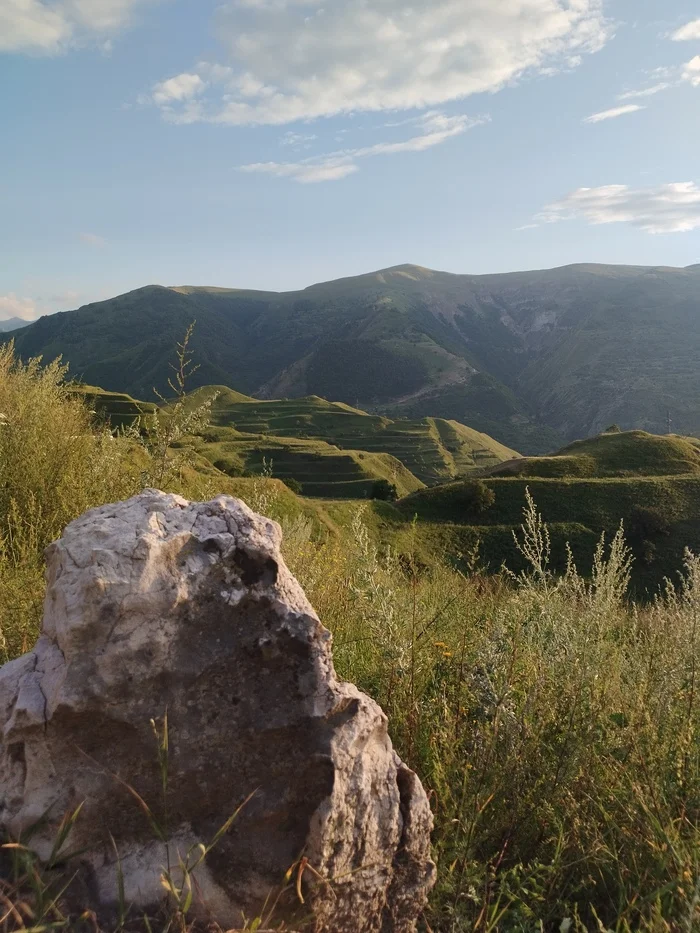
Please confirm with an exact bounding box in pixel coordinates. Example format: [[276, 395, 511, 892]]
[[0, 490, 435, 931]]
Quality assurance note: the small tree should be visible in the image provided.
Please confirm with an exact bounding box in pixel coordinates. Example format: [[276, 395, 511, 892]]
[[283, 477, 303, 495], [371, 479, 398, 501], [457, 479, 495, 515]]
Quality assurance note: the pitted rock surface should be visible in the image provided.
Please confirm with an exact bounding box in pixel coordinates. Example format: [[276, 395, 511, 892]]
[[0, 490, 435, 931]]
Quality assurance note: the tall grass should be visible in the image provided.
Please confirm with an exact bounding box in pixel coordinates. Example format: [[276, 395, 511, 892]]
[[284, 498, 700, 931], [1, 346, 699, 930], [0, 345, 141, 659]]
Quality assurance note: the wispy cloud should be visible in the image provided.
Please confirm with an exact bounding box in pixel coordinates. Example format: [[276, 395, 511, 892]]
[[79, 232, 107, 248], [617, 82, 672, 100], [583, 104, 645, 123], [147, 0, 610, 126], [536, 182, 700, 234], [671, 19, 700, 42], [241, 112, 488, 183], [0, 0, 156, 54], [684, 57, 700, 87], [280, 131, 317, 148]]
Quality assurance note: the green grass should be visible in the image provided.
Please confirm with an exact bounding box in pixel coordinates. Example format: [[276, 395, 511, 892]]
[[3, 348, 700, 931], [71, 383, 158, 431], [492, 429, 700, 479], [186, 387, 520, 486], [192, 430, 424, 498]]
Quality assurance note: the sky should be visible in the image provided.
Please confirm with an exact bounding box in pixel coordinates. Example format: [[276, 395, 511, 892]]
[[1, 0, 700, 321]]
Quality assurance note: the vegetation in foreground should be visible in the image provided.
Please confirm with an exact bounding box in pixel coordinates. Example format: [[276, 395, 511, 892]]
[[0, 345, 699, 931]]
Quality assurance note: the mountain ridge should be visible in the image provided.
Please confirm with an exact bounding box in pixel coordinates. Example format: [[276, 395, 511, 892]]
[[5, 260, 700, 453]]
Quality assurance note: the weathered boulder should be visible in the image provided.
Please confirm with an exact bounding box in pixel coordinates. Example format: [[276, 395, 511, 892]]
[[0, 490, 435, 931]]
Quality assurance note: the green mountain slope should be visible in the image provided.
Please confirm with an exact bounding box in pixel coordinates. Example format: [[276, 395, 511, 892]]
[[489, 430, 700, 479], [189, 388, 520, 485], [400, 429, 700, 594], [7, 262, 700, 453]]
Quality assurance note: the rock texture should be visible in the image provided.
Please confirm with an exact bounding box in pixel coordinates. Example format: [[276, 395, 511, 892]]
[[0, 490, 435, 931]]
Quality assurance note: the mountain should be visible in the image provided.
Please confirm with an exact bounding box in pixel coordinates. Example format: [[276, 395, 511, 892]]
[[7, 262, 700, 453], [0, 317, 29, 333]]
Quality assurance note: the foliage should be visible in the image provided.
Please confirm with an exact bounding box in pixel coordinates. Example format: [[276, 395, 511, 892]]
[[286, 498, 700, 932], [283, 476, 303, 494], [2, 341, 700, 930], [455, 479, 495, 515], [0, 344, 141, 659], [140, 322, 218, 488], [371, 478, 398, 501]]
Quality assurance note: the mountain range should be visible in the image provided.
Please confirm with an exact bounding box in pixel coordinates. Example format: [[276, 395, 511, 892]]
[[0, 317, 28, 333], [6, 261, 700, 453]]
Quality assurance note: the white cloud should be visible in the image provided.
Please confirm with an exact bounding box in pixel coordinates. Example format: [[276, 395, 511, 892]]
[[280, 130, 317, 147], [149, 0, 610, 125], [0, 289, 83, 322], [583, 103, 645, 123], [537, 182, 700, 234], [241, 111, 486, 182], [672, 19, 700, 41], [151, 73, 207, 106], [79, 232, 107, 248], [684, 56, 700, 88], [617, 82, 672, 100], [0, 293, 37, 321], [0, 0, 154, 53]]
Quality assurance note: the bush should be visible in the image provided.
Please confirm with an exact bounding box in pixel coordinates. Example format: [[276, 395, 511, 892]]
[[283, 477, 303, 495], [629, 505, 671, 540], [0, 344, 141, 658], [455, 478, 495, 514], [371, 479, 398, 501], [288, 498, 700, 931]]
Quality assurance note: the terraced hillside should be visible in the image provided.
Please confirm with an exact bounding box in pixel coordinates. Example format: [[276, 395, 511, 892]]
[[192, 432, 423, 499], [187, 387, 520, 485], [399, 430, 700, 593], [72, 385, 158, 431]]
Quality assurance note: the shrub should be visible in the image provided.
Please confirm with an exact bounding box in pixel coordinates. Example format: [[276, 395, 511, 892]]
[[283, 477, 303, 494], [629, 504, 671, 539], [371, 479, 398, 501], [0, 344, 140, 658], [455, 478, 495, 514]]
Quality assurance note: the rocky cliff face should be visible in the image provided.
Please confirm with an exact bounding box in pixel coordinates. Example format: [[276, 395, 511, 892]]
[[0, 490, 435, 931]]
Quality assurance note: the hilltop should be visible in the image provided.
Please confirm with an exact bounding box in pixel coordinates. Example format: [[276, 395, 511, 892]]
[[399, 429, 700, 593], [5, 261, 700, 452]]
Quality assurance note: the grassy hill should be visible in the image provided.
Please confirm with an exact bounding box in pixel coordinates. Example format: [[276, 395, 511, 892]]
[[72, 384, 158, 431], [187, 387, 520, 485], [398, 430, 700, 593], [9, 262, 700, 453], [489, 430, 700, 478]]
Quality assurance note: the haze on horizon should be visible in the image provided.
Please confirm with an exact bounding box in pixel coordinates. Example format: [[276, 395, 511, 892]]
[[1, 0, 700, 322]]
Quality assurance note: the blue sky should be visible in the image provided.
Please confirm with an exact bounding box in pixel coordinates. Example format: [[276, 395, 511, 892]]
[[1, 0, 699, 321]]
